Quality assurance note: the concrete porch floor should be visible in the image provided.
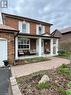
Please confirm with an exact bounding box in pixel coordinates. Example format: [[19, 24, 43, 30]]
[[11, 57, 70, 78]]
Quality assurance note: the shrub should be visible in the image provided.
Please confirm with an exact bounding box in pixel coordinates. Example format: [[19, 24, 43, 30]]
[[58, 64, 69, 75], [58, 50, 66, 56], [67, 81, 71, 88], [57, 87, 67, 95], [57, 64, 71, 80], [66, 89, 71, 95], [58, 50, 71, 58], [36, 82, 51, 90], [59, 64, 68, 68]]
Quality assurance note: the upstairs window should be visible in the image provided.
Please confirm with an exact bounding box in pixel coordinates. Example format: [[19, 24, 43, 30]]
[[37, 25, 45, 35], [22, 23, 26, 33], [19, 21, 30, 33], [38, 26, 42, 35]]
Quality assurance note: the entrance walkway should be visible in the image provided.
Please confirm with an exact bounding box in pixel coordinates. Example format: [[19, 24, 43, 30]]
[[11, 57, 70, 78]]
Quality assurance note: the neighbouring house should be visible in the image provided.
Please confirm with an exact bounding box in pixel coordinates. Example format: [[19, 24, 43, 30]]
[[0, 13, 59, 66], [59, 27, 71, 51]]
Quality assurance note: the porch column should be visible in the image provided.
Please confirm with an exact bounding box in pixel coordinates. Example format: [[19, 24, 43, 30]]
[[38, 38, 42, 56], [56, 39, 59, 55], [15, 37, 18, 59], [50, 38, 53, 55]]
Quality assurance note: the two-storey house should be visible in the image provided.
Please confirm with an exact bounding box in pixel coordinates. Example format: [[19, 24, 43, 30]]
[[0, 13, 59, 66]]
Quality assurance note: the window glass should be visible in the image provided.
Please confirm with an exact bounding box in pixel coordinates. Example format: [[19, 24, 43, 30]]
[[22, 23, 26, 32], [18, 38, 30, 50], [38, 26, 42, 34]]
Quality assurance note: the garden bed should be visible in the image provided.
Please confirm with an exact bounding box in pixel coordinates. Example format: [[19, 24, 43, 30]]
[[15, 57, 50, 65], [16, 64, 71, 95]]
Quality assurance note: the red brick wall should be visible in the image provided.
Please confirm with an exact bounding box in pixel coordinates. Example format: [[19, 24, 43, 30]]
[[5, 17, 19, 30], [0, 31, 15, 65], [4, 16, 50, 34]]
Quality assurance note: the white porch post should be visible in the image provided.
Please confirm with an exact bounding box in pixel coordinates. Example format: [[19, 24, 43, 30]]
[[38, 38, 42, 56], [50, 38, 53, 56], [15, 37, 18, 59], [56, 39, 59, 55]]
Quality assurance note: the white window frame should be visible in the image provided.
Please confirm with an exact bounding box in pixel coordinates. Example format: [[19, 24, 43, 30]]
[[36, 24, 45, 35], [18, 38, 30, 51], [19, 21, 30, 33]]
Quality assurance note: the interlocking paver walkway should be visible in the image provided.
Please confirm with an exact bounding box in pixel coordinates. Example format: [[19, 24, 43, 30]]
[[11, 57, 70, 78]]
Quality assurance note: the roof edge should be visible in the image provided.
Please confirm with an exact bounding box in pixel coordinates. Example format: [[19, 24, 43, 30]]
[[2, 12, 53, 26]]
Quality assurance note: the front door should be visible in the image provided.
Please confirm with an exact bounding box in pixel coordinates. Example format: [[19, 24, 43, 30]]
[[0, 40, 7, 66]]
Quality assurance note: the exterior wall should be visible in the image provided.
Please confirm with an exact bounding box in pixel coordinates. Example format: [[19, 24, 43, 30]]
[[60, 33, 71, 43], [30, 22, 36, 35], [60, 33, 71, 51], [4, 16, 50, 34], [45, 25, 50, 34], [5, 17, 19, 30], [0, 31, 15, 64]]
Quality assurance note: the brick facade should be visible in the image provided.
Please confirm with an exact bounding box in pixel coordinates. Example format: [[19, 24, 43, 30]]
[[0, 31, 15, 64], [4, 16, 50, 34]]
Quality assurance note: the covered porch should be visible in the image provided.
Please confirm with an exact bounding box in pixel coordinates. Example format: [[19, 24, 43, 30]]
[[15, 35, 58, 59]]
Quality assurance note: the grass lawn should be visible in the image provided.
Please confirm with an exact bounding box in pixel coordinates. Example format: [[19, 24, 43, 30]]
[[16, 64, 71, 95]]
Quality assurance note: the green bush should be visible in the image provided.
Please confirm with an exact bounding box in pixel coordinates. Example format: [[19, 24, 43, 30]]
[[57, 64, 71, 80], [58, 50, 66, 56], [36, 82, 51, 90], [59, 64, 68, 68], [58, 68, 70, 75], [66, 89, 71, 95], [58, 64, 69, 75], [58, 50, 71, 58], [57, 87, 67, 95], [67, 81, 71, 88]]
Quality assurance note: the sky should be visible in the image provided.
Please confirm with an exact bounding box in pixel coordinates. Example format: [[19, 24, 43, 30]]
[[0, 0, 71, 31]]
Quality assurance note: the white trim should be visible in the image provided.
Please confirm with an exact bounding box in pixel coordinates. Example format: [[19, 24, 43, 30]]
[[0, 38, 7, 66], [18, 21, 22, 32], [19, 21, 30, 34], [27, 22, 30, 33], [36, 24, 45, 35], [50, 38, 53, 56], [56, 39, 59, 55], [38, 38, 42, 56], [15, 37, 18, 59], [43, 26, 45, 34], [0, 12, 3, 24]]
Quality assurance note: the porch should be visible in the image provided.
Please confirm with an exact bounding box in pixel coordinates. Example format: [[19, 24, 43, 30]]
[[15, 36, 58, 59]]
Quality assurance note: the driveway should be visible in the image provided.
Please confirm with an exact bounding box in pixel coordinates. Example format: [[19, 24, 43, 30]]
[[11, 57, 70, 78], [0, 67, 11, 95]]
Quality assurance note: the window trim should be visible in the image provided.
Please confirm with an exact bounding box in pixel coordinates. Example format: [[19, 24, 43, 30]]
[[18, 38, 30, 51], [19, 21, 30, 33], [36, 24, 45, 35]]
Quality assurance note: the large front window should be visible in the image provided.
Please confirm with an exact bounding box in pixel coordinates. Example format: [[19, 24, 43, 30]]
[[18, 37, 30, 56], [18, 37, 30, 50]]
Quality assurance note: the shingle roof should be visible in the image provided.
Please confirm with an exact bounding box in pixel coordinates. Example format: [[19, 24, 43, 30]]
[[0, 24, 19, 32], [51, 29, 62, 38], [2, 13, 53, 26], [60, 27, 71, 34]]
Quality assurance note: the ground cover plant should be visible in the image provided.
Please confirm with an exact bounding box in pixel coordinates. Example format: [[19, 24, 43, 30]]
[[16, 64, 71, 95]]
